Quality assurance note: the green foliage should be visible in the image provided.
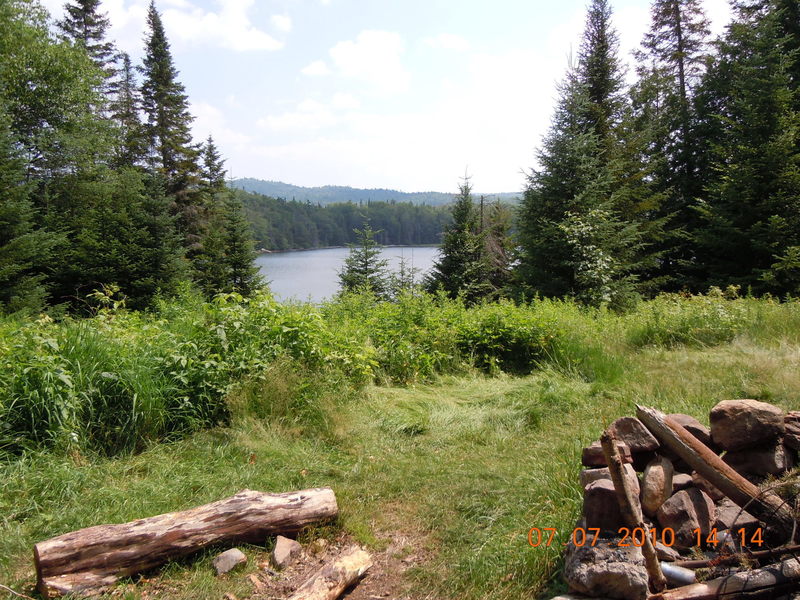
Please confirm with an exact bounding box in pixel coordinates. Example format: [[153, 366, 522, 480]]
[[338, 222, 391, 298]]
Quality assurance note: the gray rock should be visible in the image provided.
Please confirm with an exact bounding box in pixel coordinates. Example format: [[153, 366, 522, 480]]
[[272, 535, 302, 569], [582, 441, 633, 467], [672, 473, 693, 492], [723, 442, 794, 478], [714, 498, 761, 539], [654, 541, 681, 562], [691, 471, 725, 501], [608, 417, 660, 453], [785, 412, 800, 451], [668, 413, 713, 447], [656, 489, 715, 549], [580, 464, 640, 496], [641, 456, 674, 517], [710, 399, 784, 451], [213, 548, 247, 575], [583, 479, 624, 533], [563, 539, 648, 600]]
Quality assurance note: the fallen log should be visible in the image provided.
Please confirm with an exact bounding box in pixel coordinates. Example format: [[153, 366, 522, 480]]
[[34, 487, 338, 598], [674, 543, 800, 569], [636, 405, 797, 540], [287, 547, 372, 600], [649, 557, 800, 599], [601, 430, 667, 593]]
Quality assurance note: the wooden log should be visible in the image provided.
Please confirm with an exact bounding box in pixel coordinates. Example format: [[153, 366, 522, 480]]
[[34, 487, 338, 598], [601, 430, 667, 593], [287, 547, 372, 600], [649, 557, 800, 600], [636, 405, 796, 539], [674, 543, 800, 569]]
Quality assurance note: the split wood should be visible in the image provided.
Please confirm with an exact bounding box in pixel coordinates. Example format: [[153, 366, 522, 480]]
[[287, 547, 372, 600], [600, 430, 667, 593], [34, 487, 338, 598], [636, 405, 797, 540]]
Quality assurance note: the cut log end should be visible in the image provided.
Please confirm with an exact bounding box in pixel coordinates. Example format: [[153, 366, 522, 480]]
[[287, 547, 372, 600]]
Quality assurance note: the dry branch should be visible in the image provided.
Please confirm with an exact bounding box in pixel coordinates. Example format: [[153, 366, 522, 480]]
[[287, 547, 372, 600], [636, 405, 796, 539], [34, 487, 338, 598], [601, 430, 667, 593]]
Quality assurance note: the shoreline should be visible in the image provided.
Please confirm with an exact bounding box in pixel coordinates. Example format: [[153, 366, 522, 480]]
[[257, 244, 440, 255]]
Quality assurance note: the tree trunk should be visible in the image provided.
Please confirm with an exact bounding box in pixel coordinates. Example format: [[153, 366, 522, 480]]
[[34, 487, 338, 598], [287, 547, 372, 600]]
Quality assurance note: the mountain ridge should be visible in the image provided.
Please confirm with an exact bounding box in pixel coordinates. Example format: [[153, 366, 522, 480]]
[[229, 177, 520, 207]]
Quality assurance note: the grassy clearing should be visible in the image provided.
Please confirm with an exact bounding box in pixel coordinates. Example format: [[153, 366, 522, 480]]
[[2, 293, 800, 598]]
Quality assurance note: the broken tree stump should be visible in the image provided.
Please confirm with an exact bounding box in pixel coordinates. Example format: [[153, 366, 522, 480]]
[[287, 547, 372, 600], [636, 405, 797, 540], [34, 487, 338, 598]]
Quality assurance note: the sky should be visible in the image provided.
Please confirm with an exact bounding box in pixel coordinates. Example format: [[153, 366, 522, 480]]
[[41, 0, 734, 193]]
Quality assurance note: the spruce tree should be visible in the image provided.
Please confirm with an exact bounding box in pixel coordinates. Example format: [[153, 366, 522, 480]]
[[109, 52, 147, 168], [57, 0, 116, 81], [426, 178, 493, 303], [221, 195, 262, 296], [140, 0, 199, 197], [339, 222, 390, 298], [201, 135, 226, 191]]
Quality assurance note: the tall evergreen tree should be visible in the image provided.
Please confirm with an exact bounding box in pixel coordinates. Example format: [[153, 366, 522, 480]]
[[220, 194, 262, 296], [140, 0, 199, 197], [426, 178, 494, 303], [201, 135, 226, 191], [109, 52, 147, 168], [57, 0, 116, 81]]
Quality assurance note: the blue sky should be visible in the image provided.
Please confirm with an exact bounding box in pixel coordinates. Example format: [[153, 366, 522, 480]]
[[42, 0, 733, 193]]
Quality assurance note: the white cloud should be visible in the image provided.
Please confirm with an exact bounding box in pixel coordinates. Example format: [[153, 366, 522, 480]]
[[271, 14, 292, 33], [301, 60, 331, 76], [191, 101, 252, 156], [328, 30, 410, 94], [331, 93, 360, 110], [161, 0, 283, 52], [424, 33, 470, 52]]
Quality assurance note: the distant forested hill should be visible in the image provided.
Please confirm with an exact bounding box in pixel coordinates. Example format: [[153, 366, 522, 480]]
[[230, 178, 519, 207], [235, 189, 452, 250]]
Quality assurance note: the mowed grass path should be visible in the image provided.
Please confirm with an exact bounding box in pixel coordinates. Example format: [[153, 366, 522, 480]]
[[3, 327, 800, 598]]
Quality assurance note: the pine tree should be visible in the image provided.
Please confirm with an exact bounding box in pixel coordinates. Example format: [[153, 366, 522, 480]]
[[57, 0, 116, 81], [694, 1, 800, 295], [425, 178, 494, 303], [201, 135, 226, 192], [109, 52, 147, 168], [221, 194, 262, 296], [0, 111, 61, 314], [338, 222, 390, 298], [140, 0, 199, 197]]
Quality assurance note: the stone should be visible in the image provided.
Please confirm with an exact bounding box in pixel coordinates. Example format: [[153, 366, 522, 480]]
[[583, 479, 624, 533], [709, 399, 785, 451], [714, 498, 761, 539], [631, 451, 657, 473], [563, 539, 648, 600], [723, 441, 794, 478], [656, 489, 715, 549], [608, 417, 660, 453], [785, 412, 800, 451], [691, 471, 725, 501], [641, 456, 674, 517], [654, 541, 681, 562], [672, 473, 693, 492], [580, 464, 640, 496], [668, 413, 713, 448], [582, 441, 633, 467], [213, 548, 247, 575], [272, 535, 302, 569]]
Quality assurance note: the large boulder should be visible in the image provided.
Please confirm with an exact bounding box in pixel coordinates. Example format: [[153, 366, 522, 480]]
[[723, 442, 794, 478], [641, 456, 674, 517], [580, 464, 640, 496], [563, 540, 648, 600], [582, 441, 633, 467], [583, 480, 624, 533], [656, 488, 715, 549], [608, 417, 659, 453], [714, 498, 761, 539], [710, 400, 784, 451]]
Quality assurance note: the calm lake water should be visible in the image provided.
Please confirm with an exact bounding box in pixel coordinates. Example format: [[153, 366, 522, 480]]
[[255, 246, 440, 303]]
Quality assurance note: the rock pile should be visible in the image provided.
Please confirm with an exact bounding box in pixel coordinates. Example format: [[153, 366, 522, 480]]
[[557, 399, 798, 600]]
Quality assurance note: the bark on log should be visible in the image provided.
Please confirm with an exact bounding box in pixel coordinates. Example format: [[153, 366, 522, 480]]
[[287, 547, 372, 600], [34, 487, 338, 598], [674, 543, 800, 569], [601, 430, 667, 593], [649, 557, 800, 600], [636, 405, 796, 539]]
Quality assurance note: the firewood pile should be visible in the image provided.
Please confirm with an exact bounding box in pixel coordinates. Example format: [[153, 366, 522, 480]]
[[551, 400, 800, 600]]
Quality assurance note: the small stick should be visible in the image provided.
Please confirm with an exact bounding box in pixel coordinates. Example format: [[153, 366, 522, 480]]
[[601, 430, 667, 593], [0, 584, 37, 600]]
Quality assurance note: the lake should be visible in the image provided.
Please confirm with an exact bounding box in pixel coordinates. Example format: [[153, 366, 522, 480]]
[[255, 246, 441, 303]]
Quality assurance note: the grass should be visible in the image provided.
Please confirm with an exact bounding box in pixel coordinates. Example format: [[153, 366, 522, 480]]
[[3, 293, 800, 598]]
